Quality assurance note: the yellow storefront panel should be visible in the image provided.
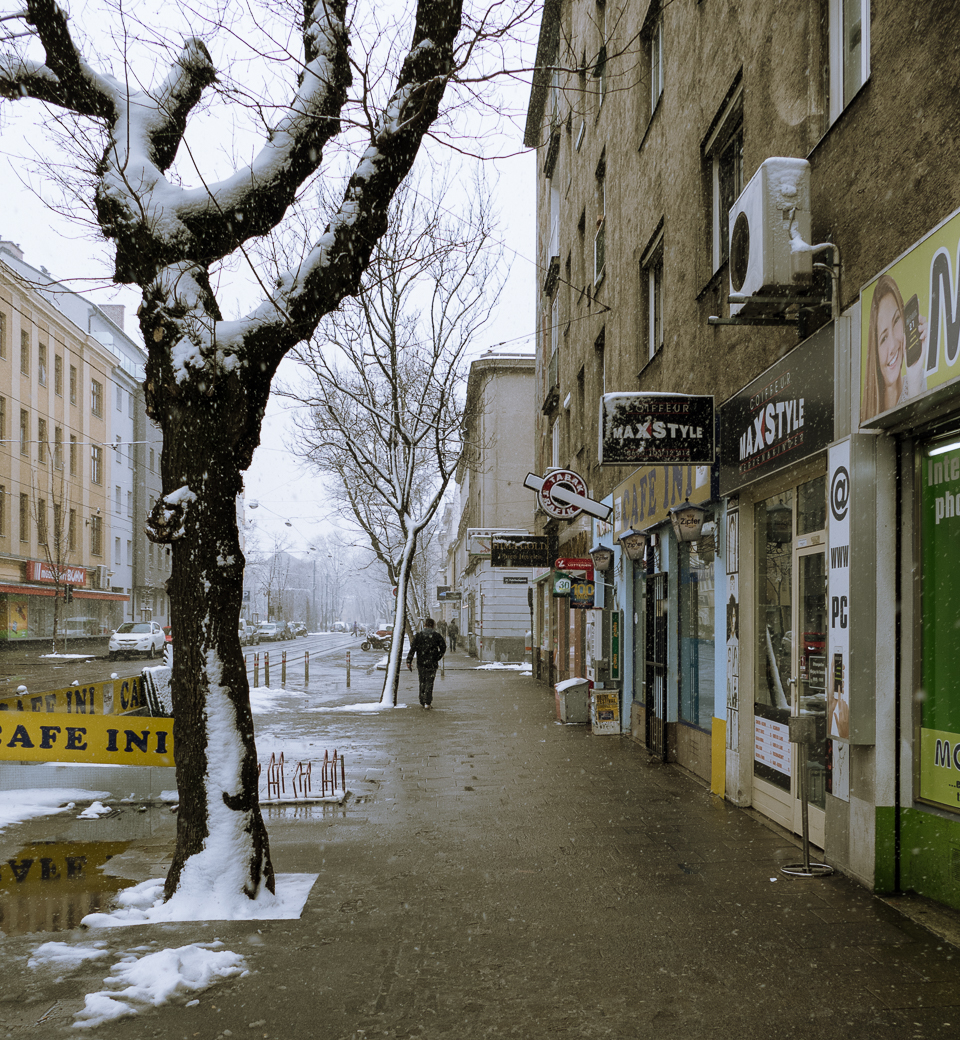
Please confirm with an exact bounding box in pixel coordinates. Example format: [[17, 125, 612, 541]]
[[0, 711, 174, 766], [0, 676, 148, 716]]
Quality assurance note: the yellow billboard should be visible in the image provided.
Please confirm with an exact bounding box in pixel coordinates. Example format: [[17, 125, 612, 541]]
[[0, 676, 148, 715], [0, 711, 174, 766], [861, 206, 960, 426]]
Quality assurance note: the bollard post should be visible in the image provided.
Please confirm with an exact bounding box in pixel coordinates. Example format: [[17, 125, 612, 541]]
[[304, 650, 310, 685], [281, 650, 287, 687], [264, 651, 270, 687], [346, 650, 351, 688], [254, 653, 259, 687]]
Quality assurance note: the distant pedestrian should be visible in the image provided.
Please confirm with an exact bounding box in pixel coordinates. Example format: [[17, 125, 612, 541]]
[[438, 618, 448, 641], [448, 618, 459, 652], [407, 617, 447, 708]]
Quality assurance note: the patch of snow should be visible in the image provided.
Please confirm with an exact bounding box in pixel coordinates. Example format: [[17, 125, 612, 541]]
[[77, 800, 113, 819], [39, 653, 98, 659], [81, 872, 317, 927], [28, 941, 110, 971], [0, 788, 111, 834], [308, 702, 409, 713], [474, 662, 527, 671], [73, 941, 247, 1029]]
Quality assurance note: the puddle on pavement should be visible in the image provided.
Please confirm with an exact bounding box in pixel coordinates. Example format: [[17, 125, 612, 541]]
[[265, 802, 353, 821], [0, 838, 136, 935]]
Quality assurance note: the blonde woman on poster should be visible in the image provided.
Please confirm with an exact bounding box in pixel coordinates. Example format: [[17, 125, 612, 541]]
[[861, 274, 929, 422]]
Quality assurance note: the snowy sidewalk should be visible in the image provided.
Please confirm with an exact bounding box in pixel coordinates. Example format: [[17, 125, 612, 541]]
[[4, 654, 960, 1038]]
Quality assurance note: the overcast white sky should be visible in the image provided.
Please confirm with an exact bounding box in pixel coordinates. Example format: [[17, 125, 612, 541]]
[[0, 4, 538, 551]]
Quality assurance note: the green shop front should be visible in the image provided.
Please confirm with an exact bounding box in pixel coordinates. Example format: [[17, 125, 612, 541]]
[[860, 205, 960, 909]]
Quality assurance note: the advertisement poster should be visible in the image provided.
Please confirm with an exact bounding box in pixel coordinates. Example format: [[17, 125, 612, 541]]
[[919, 436, 960, 809], [860, 206, 960, 427], [6, 598, 29, 640], [827, 442, 851, 745]]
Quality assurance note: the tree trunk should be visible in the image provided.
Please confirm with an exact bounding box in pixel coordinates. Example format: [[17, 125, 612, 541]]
[[157, 393, 274, 901], [381, 532, 418, 706]]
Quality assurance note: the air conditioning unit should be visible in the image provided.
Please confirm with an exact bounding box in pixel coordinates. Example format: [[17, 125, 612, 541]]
[[91, 564, 109, 590], [728, 157, 813, 316]]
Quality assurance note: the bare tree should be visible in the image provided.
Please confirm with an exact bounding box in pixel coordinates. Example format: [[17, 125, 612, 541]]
[[0, 0, 531, 906], [285, 172, 503, 702]]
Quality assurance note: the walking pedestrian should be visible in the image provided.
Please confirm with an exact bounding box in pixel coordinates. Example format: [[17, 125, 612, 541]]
[[406, 617, 447, 708], [437, 618, 448, 642], [448, 618, 459, 652]]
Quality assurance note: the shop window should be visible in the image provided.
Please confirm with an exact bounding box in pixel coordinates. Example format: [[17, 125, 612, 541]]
[[679, 535, 716, 730], [797, 475, 826, 535], [918, 433, 960, 810]]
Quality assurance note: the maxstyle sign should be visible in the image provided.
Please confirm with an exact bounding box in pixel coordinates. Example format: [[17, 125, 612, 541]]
[[599, 393, 715, 466]]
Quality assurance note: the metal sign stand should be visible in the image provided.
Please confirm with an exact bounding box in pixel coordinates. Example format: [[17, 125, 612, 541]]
[[781, 716, 834, 879]]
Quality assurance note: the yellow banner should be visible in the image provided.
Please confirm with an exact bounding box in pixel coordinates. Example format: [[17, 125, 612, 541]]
[[0, 711, 174, 766], [0, 676, 148, 716], [919, 727, 960, 809]]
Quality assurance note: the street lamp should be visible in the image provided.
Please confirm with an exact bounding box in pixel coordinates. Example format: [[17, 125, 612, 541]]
[[669, 500, 707, 543], [588, 542, 614, 572], [618, 528, 648, 562]]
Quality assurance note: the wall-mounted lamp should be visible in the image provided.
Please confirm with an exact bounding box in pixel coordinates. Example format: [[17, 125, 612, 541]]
[[588, 542, 614, 572], [618, 528, 648, 562], [669, 500, 707, 543]]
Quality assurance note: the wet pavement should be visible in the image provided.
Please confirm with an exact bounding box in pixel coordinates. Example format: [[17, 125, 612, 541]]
[[3, 653, 960, 1038]]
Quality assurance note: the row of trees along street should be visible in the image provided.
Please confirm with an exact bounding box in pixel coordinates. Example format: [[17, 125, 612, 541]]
[[282, 171, 504, 703], [0, 0, 535, 908]]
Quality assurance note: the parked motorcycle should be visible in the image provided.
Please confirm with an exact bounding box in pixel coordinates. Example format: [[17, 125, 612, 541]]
[[360, 633, 392, 652]]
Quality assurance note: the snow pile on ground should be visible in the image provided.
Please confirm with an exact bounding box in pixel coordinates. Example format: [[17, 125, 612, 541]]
[[249, 686, 303, 714], [72, 941, 247, 1029], [309, 701, 407, 712], [77, 800, 113, 819], [82, 872, 317, 927], [39, 652, 97, 659], [474, 662, 528, 671], [0, 788, 110, 834], [28, 941, 110, 974]]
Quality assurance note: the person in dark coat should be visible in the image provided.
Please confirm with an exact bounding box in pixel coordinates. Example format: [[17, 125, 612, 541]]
[[447, 618, 459, 652], [406, 618, 447, 708]]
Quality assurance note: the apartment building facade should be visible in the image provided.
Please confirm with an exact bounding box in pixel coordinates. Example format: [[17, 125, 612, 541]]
[[440, 353, 537, 661], [526, 0, 960, 909], [0, 242, 169, 640]]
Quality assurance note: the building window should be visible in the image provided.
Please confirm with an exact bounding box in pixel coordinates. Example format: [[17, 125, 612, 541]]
[[54, 354, 62, 395], [0, 396, 5, 442], [91, 445, 102, 485], [594, 154, 606, 287], [37, 417, 46, 463], [91, 379, 103, 417], [116, 384, 123, 412], [19, 409, 28, 456], [115, 536, 121, 566], [115, 485, 121, 514], [0, 485, 5, 538], [53, 502, 62, 544], [641, 229, 664, 363], [70, 435, 78, 476], [646, 6, 663, 117], [54, 426, 63, 469], [90, 514, 102, 557], [829, 0, 869, 122], [149, 448, 155, 473], [20, 329, 29, 375], [0, 311, 5, 358], [38, 341, 46, 385], [37, 498, 47, 544], [70, 364, 77, 404], [593, 0, 607, 106], [68, 508, 77, 551], [551, 417, 560, 468], [704, 86, 743, 274], [126, 539, 132, 567], [127, 490, 133, 518], [19, 493, 29, 543]]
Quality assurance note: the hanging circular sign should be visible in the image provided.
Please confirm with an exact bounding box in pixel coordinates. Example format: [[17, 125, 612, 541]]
[[539, 469, 588, 520]]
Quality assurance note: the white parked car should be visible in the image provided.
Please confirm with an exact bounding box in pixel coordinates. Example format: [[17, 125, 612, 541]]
[[109, 621, 166, 660], [258, 622, 280, 642]]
